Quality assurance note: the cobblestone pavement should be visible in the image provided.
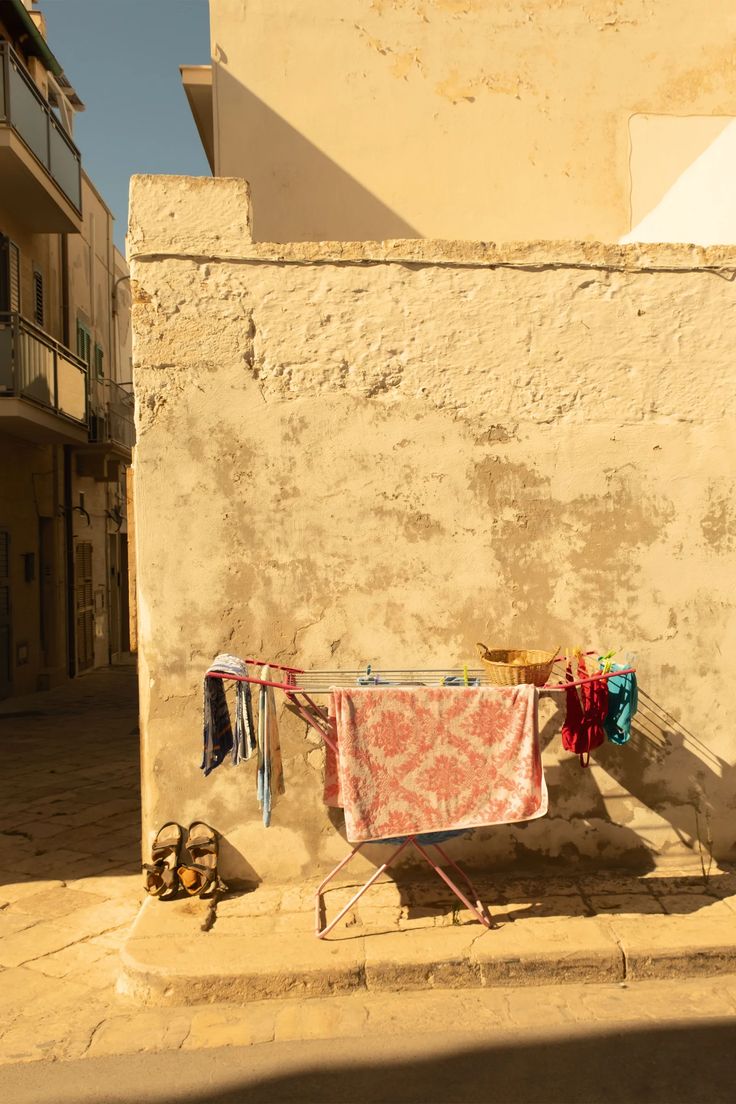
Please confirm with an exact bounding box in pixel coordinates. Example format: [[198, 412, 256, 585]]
[[0, 666, 142, 1063]]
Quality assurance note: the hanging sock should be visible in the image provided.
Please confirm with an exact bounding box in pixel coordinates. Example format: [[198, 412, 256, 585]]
[[601, 663, 638, 745], [202, 654, 256, 775]]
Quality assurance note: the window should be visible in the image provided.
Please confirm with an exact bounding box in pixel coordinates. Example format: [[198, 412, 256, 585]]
[[94, 344, 104, 379], [0, 236, 20, 314], [76, 321, 91, 366], [32, 269, 44, 327]]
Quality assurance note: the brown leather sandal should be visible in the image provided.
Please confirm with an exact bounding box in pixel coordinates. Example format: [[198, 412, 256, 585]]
[[177, 821, 226, 897], [143, 822, 183, 899]]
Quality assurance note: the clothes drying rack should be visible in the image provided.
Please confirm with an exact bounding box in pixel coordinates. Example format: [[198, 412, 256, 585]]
[[208, 654, 635, 938]]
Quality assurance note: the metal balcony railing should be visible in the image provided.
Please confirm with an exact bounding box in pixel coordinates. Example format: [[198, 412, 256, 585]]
[[89, 377, 135, 451], [0, 41, 82, 213], [0, 311, 87, 426]]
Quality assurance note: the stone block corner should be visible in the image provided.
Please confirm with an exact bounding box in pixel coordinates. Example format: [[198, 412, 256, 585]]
[[127, 174, 253, 261]]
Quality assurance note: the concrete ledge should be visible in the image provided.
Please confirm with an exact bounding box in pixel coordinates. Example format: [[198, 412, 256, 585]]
[[118, 897, 619, 1005], [126, 176, 736, 271], [120, 875, 736, 1006], [606, 916, 736, 980], [471, 916, 622, 986]]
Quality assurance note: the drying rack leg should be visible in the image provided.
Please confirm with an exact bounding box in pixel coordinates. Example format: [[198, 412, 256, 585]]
[[410, 838, 493, 929], [315, 838, 412, 938], [314, 835, 493, 938]]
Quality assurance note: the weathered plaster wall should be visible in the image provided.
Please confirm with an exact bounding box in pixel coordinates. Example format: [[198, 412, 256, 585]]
[[209, 0, 736, 242], [130, 176, 736, 886]]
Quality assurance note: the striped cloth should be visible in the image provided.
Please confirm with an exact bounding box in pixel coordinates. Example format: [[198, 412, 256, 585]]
[[256, 665, 285, 826], [201, 654, 256, 776]]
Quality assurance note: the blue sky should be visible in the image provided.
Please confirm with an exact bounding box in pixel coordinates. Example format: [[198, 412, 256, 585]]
[[41, 0, 211, 251]]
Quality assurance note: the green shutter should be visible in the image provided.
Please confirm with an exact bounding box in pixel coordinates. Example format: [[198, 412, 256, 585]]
[[76, 321, 91, 365]]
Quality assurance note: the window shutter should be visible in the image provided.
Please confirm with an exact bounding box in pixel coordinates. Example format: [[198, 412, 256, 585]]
[[0, 237, 20, 314], [33, 270, 44, 327], [76, 321, 91, 365], [94, 344, 104, 379]]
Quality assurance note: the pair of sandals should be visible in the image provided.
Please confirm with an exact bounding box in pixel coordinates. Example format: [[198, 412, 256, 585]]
[[143, 821, 224, 900]]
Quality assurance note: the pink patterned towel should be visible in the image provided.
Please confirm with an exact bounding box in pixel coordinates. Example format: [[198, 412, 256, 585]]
[[325, 686, 547, 843]]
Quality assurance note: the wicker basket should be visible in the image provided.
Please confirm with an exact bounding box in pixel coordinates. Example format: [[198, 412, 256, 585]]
[[476, 643, 560, 687]]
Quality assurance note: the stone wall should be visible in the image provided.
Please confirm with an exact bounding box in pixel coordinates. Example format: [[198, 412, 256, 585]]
[[129, 175, 736, 886]]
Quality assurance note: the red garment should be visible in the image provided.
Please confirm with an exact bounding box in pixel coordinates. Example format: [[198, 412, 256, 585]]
[[561, 656, 608, 767]]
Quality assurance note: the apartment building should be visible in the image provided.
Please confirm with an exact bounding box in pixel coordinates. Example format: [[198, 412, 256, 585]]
[[0, 0, 133, 698]]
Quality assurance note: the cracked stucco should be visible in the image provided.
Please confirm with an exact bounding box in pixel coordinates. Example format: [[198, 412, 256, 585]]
[[130, 176, 736, 886]]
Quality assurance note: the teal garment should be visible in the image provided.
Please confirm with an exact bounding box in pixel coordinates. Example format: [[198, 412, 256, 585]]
[[601, 662, 638, 745]]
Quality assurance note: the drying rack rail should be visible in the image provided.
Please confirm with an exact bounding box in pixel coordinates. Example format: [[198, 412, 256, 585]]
[[207, 655, 636, 695]]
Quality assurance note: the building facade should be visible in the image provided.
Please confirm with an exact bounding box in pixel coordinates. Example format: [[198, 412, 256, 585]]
[[182, 0, 736, 244], [0, 0, 133, 698]]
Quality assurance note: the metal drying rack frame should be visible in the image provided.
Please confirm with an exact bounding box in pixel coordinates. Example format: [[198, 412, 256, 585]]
[[208, 653, 636, 695], [208, 653, 636, 938]]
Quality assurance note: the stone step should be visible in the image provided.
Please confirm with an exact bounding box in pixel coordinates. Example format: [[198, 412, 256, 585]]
[[120, 873, 736, 1005]]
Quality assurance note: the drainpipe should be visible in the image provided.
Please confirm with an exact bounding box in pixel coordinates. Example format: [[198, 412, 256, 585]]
[[63, 445, 75, 678]]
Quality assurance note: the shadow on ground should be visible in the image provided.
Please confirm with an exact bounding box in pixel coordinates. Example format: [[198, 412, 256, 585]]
[[2, 1019, 734, 1104], [188, 1020, 736, 1104], [0, 667, 141, 887]]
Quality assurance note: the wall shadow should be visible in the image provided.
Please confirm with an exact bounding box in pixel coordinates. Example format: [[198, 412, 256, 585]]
[[215, 67, 420, 243]]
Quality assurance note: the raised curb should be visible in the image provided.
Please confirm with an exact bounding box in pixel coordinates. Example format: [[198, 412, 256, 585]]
[[119, 890, 736, 1006]]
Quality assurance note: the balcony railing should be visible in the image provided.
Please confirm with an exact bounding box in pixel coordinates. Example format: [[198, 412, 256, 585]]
[[0, 311, 87, 426], [0, 41, 82, 213], [89, 377, 135, 451]]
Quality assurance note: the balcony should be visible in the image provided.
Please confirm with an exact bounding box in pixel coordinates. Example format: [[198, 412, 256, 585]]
[[89, 377, 135, 455], [0, 41, 82, 233], [0, 311, 88, 443]]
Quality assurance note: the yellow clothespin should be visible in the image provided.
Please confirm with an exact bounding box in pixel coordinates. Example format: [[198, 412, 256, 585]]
[[600, 648, 617, 674], [463, 664, 469, 686]]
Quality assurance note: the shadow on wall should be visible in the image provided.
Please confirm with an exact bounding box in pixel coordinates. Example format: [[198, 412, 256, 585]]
[[216, 66, 420, 242], [596, 686, 729, 862], [524, 683, 731, 873]]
